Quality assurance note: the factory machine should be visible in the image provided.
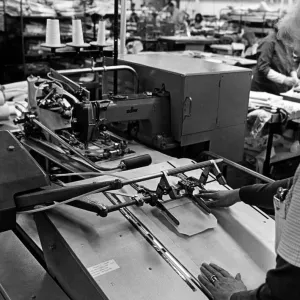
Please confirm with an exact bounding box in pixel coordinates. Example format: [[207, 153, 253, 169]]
[[107, 54, 252, 162], [13, 54, 251, 178], [0, 55, 272, 300], [0, 130, 276, 300]]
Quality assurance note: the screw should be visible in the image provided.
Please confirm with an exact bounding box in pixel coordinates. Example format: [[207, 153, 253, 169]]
[[49, 244, 56, 251], [7, 145, 15, 151]]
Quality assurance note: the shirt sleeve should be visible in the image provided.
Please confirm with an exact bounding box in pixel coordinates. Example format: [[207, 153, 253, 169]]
[[239, 177, 293, 209], [257, 40, 275, 77], [231, 255, 300, 300], [267, 69, 286, 85]]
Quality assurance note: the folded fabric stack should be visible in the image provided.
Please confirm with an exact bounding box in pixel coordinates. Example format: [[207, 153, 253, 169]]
[[86, 0, 118, 16], [27, 0, 56, 17], [5, 0, 56, 17], [60, 21, 72, 36], [24, 22, 46, 35], [53, 0, 83, 17]]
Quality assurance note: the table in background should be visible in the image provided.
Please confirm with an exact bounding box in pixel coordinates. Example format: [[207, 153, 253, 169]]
[[158, 36, 219, 52], [210, 44, 244, 56], [138, 51, 256, 68]]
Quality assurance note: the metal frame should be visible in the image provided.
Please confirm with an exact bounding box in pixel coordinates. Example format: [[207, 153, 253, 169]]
[[203, 151, 275, 184]]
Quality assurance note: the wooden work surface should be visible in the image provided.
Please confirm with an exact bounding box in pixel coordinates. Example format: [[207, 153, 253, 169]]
[[159, 36, 219, 45], [18, 158, 275, 300]]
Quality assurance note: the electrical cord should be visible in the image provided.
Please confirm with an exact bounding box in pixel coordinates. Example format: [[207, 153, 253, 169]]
[[53, 172, 127, 180], [47, 73, 75, 93]]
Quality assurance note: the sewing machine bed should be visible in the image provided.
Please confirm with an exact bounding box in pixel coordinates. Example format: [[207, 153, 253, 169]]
[[18, 158, 275, 300]]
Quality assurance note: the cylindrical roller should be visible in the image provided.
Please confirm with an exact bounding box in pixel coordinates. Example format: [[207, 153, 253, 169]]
[[120, 154, 152, 170]]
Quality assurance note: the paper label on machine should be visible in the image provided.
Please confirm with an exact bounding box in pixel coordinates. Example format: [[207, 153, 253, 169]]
[[88, 259, 120, 278]]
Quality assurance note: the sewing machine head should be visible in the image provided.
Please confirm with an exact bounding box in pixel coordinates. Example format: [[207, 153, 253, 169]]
[[25, 68, 176, 154]]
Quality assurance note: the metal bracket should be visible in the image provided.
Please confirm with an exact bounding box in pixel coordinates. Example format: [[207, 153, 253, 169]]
[[34, 212, 109, 300], [199, 160, 227, 186], [156, 171, 180, 200]]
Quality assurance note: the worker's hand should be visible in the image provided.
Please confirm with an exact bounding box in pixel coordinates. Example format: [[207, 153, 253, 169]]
[[283, 76, 298, 87], [199, 189, 240, 208], [198, 263, 247, 300]]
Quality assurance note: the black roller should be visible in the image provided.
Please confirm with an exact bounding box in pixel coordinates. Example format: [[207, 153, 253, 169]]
[[120, 154, 152, 170]]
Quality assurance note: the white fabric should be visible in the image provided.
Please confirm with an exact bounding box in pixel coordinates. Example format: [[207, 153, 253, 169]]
[[267, 69, 286, 85], [277, 165, 300, 267]]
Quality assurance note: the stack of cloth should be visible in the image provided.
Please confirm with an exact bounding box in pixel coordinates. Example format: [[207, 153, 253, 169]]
[[24, 21, 46, 35], [85, 0, 118, 16], [59, 21, 72, 36], [5, 0, 56, 17], [245, 91, 300, 172], [53, 0, 83, 17]]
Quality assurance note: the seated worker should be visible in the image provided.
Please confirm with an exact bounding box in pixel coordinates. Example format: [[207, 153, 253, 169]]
[[251, 26, 299, 95], [241, 32, 259, 59], [190, 13, 204, 30]]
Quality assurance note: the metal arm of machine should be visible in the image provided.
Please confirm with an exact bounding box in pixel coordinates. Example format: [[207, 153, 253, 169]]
[[202, 151, 275, 184], [0, 130, 223, 232], [57, 65, 139, 94]]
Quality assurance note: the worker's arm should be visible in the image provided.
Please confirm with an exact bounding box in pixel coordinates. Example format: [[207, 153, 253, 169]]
[[257, 39, 295, 86], [231, 255, 300, 300], [201, 177, 293, 210], [239, 177, 293, 209]]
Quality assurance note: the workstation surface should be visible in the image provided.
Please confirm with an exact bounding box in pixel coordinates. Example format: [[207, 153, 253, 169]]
[[158, 36, 219, 51], [12, 157, 276, 300], [138, 51, 256, 67]]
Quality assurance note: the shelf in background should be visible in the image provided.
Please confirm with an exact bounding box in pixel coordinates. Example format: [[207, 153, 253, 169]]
[[4, 14, 74, 20]]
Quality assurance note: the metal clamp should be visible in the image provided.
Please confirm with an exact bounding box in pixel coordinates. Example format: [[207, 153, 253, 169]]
[[156, 171, 180, 200]]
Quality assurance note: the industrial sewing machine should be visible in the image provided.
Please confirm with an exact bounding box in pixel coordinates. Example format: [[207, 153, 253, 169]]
[[13, 68, 177, 175], [0, 130, 276, 300], [0, 130, 227, 299]]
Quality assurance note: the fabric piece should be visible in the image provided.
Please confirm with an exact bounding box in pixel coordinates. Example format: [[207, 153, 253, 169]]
[[162, 197, 217, 236]]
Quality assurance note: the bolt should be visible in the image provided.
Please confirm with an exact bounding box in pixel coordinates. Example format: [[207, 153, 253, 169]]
[[31, 295, 36, 299], [49, 244, 56, 251], [7, 145, 15, 151]]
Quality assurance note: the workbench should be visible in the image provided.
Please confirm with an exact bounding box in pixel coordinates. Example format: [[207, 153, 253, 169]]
[[2, 155, 276, 300], [138, 51, 257, 68], [158, 36, 219, 52]]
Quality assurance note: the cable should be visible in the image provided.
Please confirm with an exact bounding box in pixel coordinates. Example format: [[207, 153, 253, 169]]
[[14, 101, 27, 109], [18, 185, 110, 214], [47, 72, 75, 93], [53, 172, 127, 180]]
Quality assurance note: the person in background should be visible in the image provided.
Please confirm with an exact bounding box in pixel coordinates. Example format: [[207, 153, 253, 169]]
[[164, 1, 188, 33], [251, 27, 298, 95], [190, 13, 204, 30], [241, 32, 259, 59]]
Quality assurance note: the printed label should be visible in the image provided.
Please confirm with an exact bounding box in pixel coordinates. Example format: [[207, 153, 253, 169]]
[[88, 259, 120, 278]]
